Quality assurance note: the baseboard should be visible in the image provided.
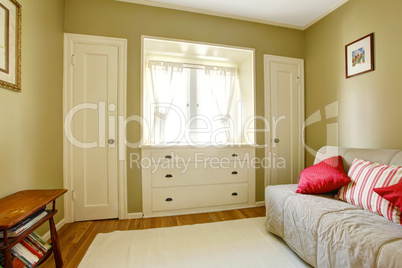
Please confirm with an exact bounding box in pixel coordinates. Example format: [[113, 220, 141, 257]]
[[143, 203, 263, 218], [130, 203, 264, 219], [255, 201, 265, 207], [42, 218, 66, 241], [127, 212, 143, 219]]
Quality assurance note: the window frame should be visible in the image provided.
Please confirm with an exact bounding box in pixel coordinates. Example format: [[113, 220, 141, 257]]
[[141, 36, 255, 147]]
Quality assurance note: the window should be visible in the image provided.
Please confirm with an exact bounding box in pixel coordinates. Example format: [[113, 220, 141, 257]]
[[142, 37, 254, 146]]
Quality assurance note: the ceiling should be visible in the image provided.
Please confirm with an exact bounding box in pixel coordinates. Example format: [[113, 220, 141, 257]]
[[117, 0, 348, 29]]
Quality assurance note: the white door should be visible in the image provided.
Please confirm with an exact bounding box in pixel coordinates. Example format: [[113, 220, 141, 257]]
[[264, 55, 304, 186], [63, 34, 127, 222]]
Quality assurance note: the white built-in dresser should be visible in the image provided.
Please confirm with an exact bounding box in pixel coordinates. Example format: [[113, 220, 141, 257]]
[[141, 146, 256, 217]]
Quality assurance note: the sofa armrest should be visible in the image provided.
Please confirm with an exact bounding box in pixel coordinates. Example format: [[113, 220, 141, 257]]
[[265, 184, 298, 237]]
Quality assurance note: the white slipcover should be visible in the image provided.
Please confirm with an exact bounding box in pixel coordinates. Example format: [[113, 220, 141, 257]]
[[265, 146, 402, 267]]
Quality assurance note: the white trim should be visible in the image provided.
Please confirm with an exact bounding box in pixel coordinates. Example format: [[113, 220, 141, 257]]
[[142, 204, 258, 218], [142, 35, 256, 54], [63, 33, 128, 223], [263, 55, 305, 188], [139, 143, 259, 149], [118, 37, 128, 220], [116, 0, 303, 30], [141, 35, 256, 146], [304, 0, 349, 29], [116, 0, 348, 30], [127, 213, 144, 219], [140, 36, 145, 147], [255, 201, 265, 207], [120, 203, 266, 219], [42, 218, 66, 242], [263, 56, 271, 188], [252, 46, 257, 147]]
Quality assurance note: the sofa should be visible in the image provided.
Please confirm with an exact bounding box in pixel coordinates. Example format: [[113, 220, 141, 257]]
[[265, 146, 402, 268]]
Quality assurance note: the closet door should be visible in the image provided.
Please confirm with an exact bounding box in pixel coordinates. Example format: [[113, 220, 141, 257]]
[[64, 34, 127, 222], [264, 55, 304, 186]]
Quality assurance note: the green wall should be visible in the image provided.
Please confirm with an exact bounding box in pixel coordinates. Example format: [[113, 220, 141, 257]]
[[0, 0, 399, 222], [0, 0, 65, 233], [304, 0, 402, 166], [64, 0, 304, 212], [2, 0, 401, 220]]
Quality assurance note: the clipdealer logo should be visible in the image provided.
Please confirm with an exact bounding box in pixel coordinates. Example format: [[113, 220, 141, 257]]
[[129, 152, 286, 172], [64, 101, 339, 167]]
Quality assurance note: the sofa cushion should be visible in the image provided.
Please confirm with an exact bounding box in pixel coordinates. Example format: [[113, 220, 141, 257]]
[[283, 193, 358, 267], [376, 239, 402, 267], [316, 209, 402, 268], [336, 158, 402, 225], [296, 156, 350, 194]]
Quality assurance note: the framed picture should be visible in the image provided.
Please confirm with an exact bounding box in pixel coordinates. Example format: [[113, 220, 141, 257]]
[[345, 33, 374, 79], [0, 0, 21, 91]]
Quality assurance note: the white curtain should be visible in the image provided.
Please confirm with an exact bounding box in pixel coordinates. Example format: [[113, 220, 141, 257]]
[[148, 60, 183, 144], [205, 66, 236, 142]]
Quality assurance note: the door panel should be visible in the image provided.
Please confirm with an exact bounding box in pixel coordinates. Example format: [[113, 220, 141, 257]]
[[265, 56, 304, 186], [72, 43, 119, 221]]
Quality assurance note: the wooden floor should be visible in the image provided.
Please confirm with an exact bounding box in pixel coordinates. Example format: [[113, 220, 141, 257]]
[[41, 207, 265, 268]]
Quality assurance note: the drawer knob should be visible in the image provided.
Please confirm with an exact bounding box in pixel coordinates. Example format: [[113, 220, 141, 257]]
[[165, 174, 173, 178], [165, 155, 172, 159], [231, 171, 238, 175], [165, 198, 173, 202], [232, 153, 238, 157], [231, 192, 238, 196]]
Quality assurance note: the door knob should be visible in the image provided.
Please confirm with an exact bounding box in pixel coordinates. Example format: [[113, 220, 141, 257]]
[[274, 138, 280, 144], [108, 139, 115, 144]]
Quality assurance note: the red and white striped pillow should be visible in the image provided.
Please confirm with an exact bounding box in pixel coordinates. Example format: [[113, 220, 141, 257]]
[[336, 158, 402, 225]]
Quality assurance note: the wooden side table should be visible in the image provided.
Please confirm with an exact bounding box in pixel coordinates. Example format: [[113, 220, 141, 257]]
[[0, 189, 67, 268]]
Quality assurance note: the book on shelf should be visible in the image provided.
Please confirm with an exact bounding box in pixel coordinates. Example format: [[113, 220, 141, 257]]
[[28, 232, 52, 252], [11, 243, 39, 268], [25, 235, 48, 254], [20, 240, 43, 258], [6, 232, 52, 268], [24, 238, 45, 256], [0, 207, 47, 238], [12, 258, 26, 268]]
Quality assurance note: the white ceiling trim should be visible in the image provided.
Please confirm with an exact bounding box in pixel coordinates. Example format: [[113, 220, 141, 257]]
[[115, 0, 302, 29], [303, 0, 348, 29], [115, 0, 348, 30]]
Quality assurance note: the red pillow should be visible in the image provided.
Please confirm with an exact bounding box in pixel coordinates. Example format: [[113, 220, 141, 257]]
[[374, 182, 402, 212], [296, 155, 350, 194]]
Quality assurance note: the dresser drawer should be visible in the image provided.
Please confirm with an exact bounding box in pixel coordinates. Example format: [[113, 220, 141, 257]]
[[142, 147, 256, 217], [150, 148, 251, 163], [151, 184, 249, 212], [151, 163, 248, 187]]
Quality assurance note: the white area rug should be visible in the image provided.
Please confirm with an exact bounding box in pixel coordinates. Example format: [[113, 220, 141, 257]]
[[79, 217, 309, 267]]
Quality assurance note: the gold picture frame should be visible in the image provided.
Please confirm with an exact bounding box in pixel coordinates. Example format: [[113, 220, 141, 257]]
[[0, 0, 21, 91]]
